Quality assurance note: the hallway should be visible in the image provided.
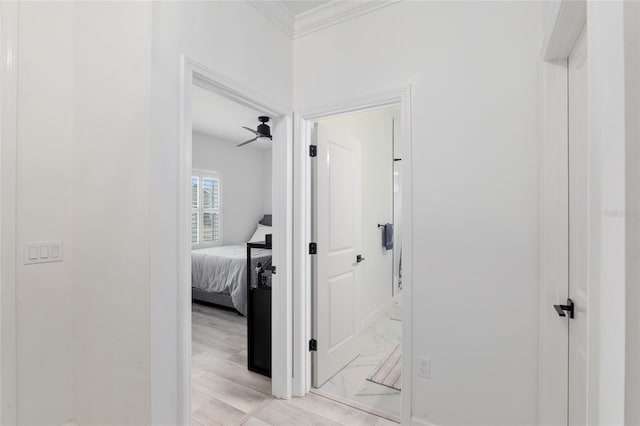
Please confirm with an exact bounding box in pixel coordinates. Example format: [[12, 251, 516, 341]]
[[191, 303, 398, 425]]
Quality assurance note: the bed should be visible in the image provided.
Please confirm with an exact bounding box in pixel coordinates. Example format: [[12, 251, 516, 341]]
[[191, 216, 272, 316], [191, 245, 271, 315]]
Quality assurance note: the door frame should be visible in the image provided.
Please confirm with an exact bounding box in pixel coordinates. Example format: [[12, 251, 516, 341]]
[[539, 1, 628, 424], [292, 86, 413, 425], [177, 56, 294, 424], [0, 2, 19, 424]]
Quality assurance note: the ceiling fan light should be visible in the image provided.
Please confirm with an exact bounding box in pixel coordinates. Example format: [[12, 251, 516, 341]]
[[237, 116, 271, 148], [257, 123, 271, 138]]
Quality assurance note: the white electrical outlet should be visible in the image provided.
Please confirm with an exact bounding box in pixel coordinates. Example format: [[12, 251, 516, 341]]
[[417, 356, 431, 378]]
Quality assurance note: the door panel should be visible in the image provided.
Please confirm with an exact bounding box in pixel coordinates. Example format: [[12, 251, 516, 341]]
[[313, 123, 362, 387], [328, 143, 356, 252], [568, 25, 588, 426], [329, 272, 356, 347]]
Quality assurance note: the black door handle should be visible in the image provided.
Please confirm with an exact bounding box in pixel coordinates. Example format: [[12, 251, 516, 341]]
[[554, 298, 574, 319], [356, 254, 365, 263]]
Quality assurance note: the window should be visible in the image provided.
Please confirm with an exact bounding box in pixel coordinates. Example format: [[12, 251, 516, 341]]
[[192, 170, 222, 247]]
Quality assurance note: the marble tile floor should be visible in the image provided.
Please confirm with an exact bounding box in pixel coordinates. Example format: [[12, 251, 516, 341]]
[[316, 301, 403, 421], [191, 302, 398, 426]]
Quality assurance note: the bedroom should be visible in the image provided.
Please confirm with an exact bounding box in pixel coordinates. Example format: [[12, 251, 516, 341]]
[[189, 83, 276, 420]]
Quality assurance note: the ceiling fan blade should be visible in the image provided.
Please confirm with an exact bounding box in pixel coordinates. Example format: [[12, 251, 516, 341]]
[[241, 126, 259, 136], [236, 137, 258, 147]]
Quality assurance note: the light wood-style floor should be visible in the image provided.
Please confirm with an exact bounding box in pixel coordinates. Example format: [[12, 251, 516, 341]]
[[191, 302, 398, 426]]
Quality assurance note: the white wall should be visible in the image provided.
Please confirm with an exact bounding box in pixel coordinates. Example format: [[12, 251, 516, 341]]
[[150, 2, 292, 423], [625, 2, 640, 424], [319, 109, 395, 330], [10, 2, 288, 424], [72, 3, 152, 425], [15, 4, 75, 424], [263, 149, 273, 215], [12, 3, 153, 425], [294, 2, 542, 424], [10, 2, 640, 425], [192, 132, 271, 244]]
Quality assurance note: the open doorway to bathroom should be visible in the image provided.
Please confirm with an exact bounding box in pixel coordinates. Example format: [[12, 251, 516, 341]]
[[310, 106, 403, 422]]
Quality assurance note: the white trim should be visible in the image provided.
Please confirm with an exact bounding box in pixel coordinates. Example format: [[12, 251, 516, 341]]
[[292, 86, 413, 425], [249, 0, 400, 40], [539, 3, 585, 424], [0, 2, 18, 424], [538, 57, 570, 426], [586, 3, 627, 424], [540, 0, 586, 61], [539, 2, 629, 424], [310, 388, 400, 423], [411, 416, 438, 426], [189, 59, 288, 117], [270, 112, 294, 400], [178, 56, 293, 424], [293, 0, 400, 39], [292, 114, 313, 397], [247, 0, 295, 38], [177, 56, 193, 426]]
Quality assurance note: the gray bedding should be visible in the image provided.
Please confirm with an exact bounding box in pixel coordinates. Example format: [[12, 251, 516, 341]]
[[191, 245, 272, 315]]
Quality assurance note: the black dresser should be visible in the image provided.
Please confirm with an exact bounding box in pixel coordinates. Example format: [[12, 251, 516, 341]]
[[246, 241, 272, 377]]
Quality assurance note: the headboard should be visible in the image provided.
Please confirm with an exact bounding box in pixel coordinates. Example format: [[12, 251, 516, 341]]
[[258, 214, 272, 226]]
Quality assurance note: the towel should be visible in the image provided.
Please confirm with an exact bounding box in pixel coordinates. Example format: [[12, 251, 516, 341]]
[[383, 223, 394, 250], [398, 247, 402, 288]]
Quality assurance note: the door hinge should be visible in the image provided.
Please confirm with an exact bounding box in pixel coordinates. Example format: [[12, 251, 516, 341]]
[[309, 339, 317, 351], [308, 242, 317, 255], [309, 145, 317, 157]]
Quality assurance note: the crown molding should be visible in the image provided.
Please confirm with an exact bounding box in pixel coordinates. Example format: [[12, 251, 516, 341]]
[[248, 0, 295, 38], [250, 0, 401, 40], [294, 0, 400, 38]]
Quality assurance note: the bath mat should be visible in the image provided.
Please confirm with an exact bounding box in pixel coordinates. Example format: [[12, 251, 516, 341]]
[[366, 344, 402, 391]]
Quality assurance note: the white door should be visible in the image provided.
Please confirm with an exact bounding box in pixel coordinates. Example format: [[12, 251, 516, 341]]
[[567, 26, 588, 426], [312, 123, 362, 387]]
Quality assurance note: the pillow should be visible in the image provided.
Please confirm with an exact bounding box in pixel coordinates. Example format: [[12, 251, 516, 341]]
[[259, 214, 272, 226], [248, 224, 272, 243]]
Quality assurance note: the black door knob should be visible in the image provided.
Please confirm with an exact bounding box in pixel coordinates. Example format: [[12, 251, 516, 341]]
[[553, 298, 575, 319], [356, 254, 365, 263]]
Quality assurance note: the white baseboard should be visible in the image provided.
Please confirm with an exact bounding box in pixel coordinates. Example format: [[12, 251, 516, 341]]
[[411, 417, 438, 426], [360, 297, 396, 331], [311, 388, 400, 423]]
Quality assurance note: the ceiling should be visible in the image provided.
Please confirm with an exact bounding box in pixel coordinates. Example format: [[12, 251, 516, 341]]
[[280, 1, 332, 16], [192, 84, 272, 150]]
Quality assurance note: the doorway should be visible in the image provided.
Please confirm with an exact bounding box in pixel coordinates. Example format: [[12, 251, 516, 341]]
[[188, 83, 276, 422], [177, 59, 294, 424], [302, 101, 409, 423]]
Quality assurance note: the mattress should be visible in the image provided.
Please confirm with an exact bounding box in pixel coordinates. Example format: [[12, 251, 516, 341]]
[[191, 245, 272, 315]]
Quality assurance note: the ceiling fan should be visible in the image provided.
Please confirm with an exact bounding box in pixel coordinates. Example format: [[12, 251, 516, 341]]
[[237, 116, 272, 147]]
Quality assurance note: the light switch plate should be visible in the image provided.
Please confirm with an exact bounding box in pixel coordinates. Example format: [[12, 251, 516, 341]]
[[23, 241, 63, 265]]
